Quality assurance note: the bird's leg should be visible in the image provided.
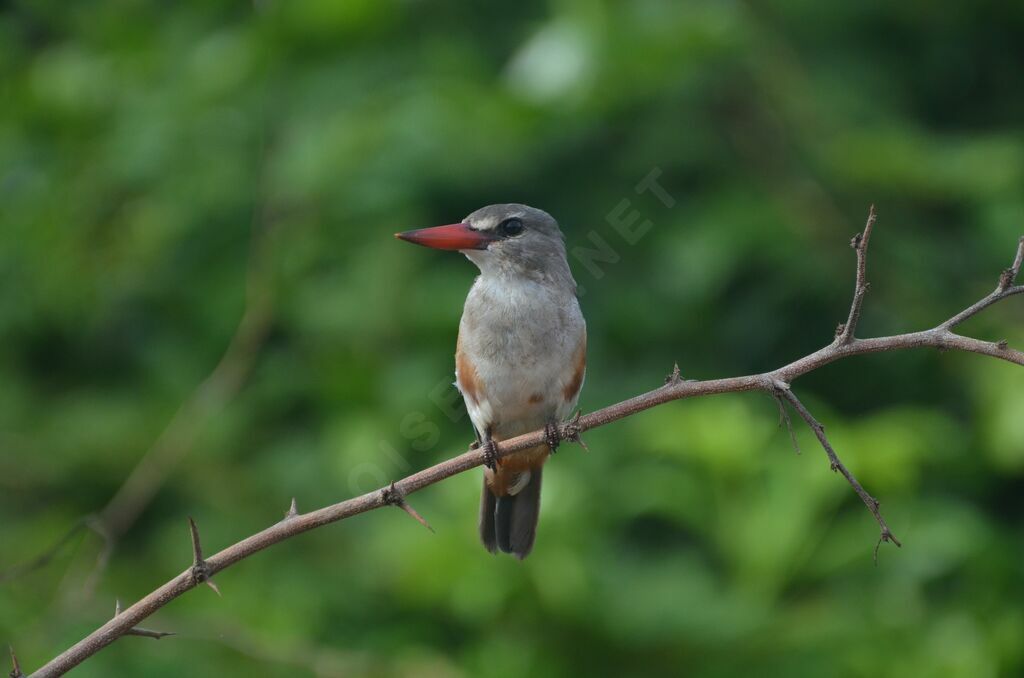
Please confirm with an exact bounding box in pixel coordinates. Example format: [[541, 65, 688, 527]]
[[545, 420, 561, 454], [473, 426, 499, 471]]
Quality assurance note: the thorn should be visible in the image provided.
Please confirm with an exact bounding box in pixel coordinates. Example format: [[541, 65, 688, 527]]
[[113, 598, 176, 639], [188, 517, 201, 559], [381, 482, 434, 532], [664, 362, 682, 385], [125, 628, 176, 640], [188, 517, 221, 596], [996, 339, 1009, 350], [285, 497, 299, 520], [560, 411, 588, 451], [398, 501, 435, 533], [850, 232, 862, 249], [9, 644, 22, 678], [381, 482, 400, 506]]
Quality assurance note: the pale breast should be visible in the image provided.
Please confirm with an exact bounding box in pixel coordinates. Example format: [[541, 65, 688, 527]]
[[456, 275, 586, 440]]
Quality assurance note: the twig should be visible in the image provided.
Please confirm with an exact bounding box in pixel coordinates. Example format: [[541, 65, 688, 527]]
[[24, 217, 1024, 677], [835, 204, 877, 344], [940, 235, 1024, 332], [771, 379, 900, 557]]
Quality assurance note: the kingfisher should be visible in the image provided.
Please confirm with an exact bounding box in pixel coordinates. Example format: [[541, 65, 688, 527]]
[[397, 204, 586, 558]]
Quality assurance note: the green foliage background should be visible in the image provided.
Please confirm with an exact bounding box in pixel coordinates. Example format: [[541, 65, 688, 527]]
[[2, 1, 1023, 676]]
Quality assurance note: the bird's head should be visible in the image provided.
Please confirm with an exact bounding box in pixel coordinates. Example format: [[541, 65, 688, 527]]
[[396, 204, 571, 282]]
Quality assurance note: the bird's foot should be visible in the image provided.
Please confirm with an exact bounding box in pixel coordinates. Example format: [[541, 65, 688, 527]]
[[545, 421, 561, 453], [478, 439, 499, 470]]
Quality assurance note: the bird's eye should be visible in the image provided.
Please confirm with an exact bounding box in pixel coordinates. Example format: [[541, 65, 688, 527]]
[[498, 218, 525, 237]]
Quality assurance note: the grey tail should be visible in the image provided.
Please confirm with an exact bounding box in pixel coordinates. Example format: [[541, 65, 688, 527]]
[[479, 468, 542, 559], [479, 475, 498, 554]]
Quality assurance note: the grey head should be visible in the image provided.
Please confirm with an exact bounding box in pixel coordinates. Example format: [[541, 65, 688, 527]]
[[462, 203, 573, 286]]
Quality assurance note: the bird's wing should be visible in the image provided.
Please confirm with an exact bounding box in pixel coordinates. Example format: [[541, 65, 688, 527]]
[[556, 328, 587, 419]]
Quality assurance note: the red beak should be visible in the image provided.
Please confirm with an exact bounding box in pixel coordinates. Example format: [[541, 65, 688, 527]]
[[395, 223, 498, 251]]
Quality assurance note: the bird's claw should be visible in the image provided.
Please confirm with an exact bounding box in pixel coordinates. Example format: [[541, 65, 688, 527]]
[[480, 439, 499, 470], [544, 421, 561, 453]]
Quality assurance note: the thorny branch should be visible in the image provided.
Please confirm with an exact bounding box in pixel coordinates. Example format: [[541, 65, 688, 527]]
[[19, 212, 1024, 677], [772, 382, 899, 561]]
